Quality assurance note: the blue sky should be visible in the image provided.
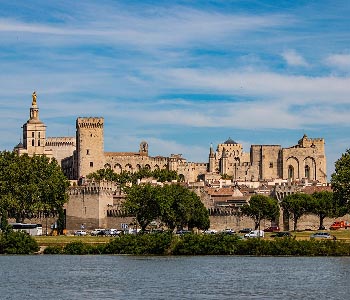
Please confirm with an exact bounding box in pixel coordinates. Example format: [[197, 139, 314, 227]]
[[0, 0, 349, 179]]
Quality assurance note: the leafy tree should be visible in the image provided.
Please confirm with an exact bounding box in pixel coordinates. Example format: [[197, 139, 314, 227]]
[[0, 151, 69, 223], [281, 193, 313, 231], [331, 149, 350, 213], [241, 195, 280, 230], [123, 183, 210, 232], [311, 191, 339, 229], [123, 183, 161, 231], [158, 184, 209, 231]]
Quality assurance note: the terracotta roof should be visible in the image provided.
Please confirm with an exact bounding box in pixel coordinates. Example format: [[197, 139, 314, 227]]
[[303, 185, 333, 194]]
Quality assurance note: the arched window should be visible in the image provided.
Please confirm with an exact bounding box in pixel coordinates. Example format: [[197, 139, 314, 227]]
[[288, 165, 294, 180], [305, 165, 310, 180]]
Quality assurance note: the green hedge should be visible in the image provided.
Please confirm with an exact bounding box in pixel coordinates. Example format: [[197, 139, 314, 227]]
[[8, 233, 350, 256]]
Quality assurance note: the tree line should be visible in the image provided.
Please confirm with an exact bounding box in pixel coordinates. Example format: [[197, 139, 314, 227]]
[[0, 151, 69, 232]]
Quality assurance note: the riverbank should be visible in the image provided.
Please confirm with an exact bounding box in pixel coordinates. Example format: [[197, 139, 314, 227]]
[[40, 232, 350, 256]]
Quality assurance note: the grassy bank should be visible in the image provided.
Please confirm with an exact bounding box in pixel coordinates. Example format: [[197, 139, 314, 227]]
[[41, 232, 350, 256]]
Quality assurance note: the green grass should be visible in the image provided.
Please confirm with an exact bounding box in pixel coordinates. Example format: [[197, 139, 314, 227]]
[[35, 229, 350, 247]]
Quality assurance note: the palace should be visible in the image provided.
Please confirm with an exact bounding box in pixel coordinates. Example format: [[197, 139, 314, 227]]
[[14, 92, 327, 184]]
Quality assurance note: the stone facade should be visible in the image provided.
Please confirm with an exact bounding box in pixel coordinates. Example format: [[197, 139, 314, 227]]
[[13, 93, 329, 231]]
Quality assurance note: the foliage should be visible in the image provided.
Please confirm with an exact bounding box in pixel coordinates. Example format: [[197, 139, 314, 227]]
[[0, 230, 39, 254], [124, 183, 161, 231], [87, 167, 179, 186], [0, 151, 70, 223], [331, 149, 350, 213], [104, 232, 173, 255], [158, 184, 209, 231], [43, 245, 63, 254], [311, 191, 338, 229], [241, 195, 280, 230], [123, 183, 210, 231], [281, 193, 313, 231]]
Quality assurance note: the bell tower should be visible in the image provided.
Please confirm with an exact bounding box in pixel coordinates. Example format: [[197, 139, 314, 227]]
[[22, 91, 47, 156]]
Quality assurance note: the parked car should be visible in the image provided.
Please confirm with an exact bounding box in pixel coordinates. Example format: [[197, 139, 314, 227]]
[[203, 229, 218, 234], [239, 228, 252, 233], [91, 229, 106, 236], [310, 232, 335, 240], [105, 229, 121, 236], [244, 230, 264, 238], [221, 228, 235, 235], [271, 231, 292, 238], [264, 226, 280, 232], [74, 230, 87, 236]]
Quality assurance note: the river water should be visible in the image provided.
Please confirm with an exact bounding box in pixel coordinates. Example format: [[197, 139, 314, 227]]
[[1, 255, 350, 299]]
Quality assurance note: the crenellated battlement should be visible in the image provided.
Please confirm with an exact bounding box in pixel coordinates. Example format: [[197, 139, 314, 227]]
[[68, 181, 117, 196], [46, 137, 75, 147], [76, 117, 104, 129]]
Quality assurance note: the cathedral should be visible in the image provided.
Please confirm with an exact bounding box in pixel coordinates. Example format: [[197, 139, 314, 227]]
[[14, 92, 327, 184]]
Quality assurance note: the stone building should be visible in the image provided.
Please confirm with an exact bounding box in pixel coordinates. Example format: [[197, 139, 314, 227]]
[[12, 93, 329, 231], [15, 93, 327, 185]]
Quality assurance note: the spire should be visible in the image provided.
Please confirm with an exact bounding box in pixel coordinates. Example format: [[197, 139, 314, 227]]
[[209, 143, 214, 158]]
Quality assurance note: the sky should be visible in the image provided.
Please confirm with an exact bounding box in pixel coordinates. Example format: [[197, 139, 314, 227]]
[[0, 0, 349, 179]]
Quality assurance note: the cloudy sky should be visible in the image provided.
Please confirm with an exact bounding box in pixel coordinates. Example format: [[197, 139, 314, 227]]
[[0, 0, 349, 178]]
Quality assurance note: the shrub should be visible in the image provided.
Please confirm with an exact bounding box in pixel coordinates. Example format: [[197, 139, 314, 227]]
[[0, 230, 39, 254], [43, 245, 63, 254]]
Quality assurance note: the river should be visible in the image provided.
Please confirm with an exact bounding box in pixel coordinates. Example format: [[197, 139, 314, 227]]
[[1, 255, 350, 299]]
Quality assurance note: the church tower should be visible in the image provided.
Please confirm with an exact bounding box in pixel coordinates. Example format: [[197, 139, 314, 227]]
[[21, 92, 48, 156]]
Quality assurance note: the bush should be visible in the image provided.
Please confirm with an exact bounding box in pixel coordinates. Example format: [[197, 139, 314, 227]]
[[105, 232, 173, 255], [0, 230, 39, 254], [43, 245, 63, 254]]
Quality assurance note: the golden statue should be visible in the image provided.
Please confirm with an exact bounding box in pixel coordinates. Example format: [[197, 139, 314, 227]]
[[32, 91, 37, 106]]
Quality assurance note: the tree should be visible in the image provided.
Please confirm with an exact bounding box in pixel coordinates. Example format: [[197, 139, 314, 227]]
[[122, 183, 210, 232], [158, 184, 209, 231], [331, 149, 350, 213], [311, 191, 338, 229], [123, 183, 161, 231], [0, 151, 69, 223], [281, 193, 313, 231], [241, 195, 280, 230]]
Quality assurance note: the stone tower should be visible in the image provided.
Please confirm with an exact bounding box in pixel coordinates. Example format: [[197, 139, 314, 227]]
[[19, 92, 51, 157], [76, 117, 104, 179], [208, 144, 215, 173]]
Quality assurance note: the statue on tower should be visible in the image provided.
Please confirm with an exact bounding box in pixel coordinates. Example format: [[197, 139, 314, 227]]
[[32, 91, 37, 106]]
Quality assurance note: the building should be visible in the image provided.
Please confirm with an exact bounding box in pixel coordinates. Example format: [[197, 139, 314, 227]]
[[15, 93, 327, 185]]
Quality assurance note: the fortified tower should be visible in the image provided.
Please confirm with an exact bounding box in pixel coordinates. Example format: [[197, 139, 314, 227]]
[[76, 117, 104, 179]]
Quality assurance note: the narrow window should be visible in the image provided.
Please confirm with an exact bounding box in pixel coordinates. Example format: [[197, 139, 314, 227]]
[[90, 162, 93, 167], [32, 140, 34, 146], [87, 149, 90, 155], [38, 140, 40, 146], [269, 162, 273, 168], [32, 132, 34, 138], [288, 165, 294, 180], [38, 132, 41, 138], [305, 165, 310, 180]]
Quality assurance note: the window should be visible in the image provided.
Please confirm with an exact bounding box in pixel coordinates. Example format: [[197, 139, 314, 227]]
[[32, 132, 34, 138], [86, 149, 90, 155], [90, 162, 93, 167], [38, 132, 41, 138], [288, 165, 294, 180], [38, 140, 40, 146], [269, 162, 273, 168], [305, 165, 310, 180], [32, 140, 34, 146]]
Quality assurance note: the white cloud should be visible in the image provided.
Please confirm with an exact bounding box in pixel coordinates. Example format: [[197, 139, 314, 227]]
[[282, 50, 308, 67], [325, 54, 350, 71]]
